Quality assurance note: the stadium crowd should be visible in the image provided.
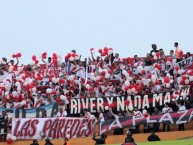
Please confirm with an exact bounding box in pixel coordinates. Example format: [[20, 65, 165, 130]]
[[0, 42, 193, 143]]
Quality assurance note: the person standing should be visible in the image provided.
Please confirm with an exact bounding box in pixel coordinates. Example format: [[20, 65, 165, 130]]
[[162, 103, 173, 131], [0, 110, 8, 142], [152, 107, 161, 132], [92, 133, 107, 145], [175, 100, 186, 131]]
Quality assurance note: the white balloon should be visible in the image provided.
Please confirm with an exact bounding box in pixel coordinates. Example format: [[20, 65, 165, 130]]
[[90, 115, 95, 120], [5, 91, 9, 96], [85, 84, 90, 89], [12, 91, 17, 97], [57, 57, 62, 62], [11, 136, 17, 141], [127, 77, 133, 81], [75, 56, 79, 60], [69, 56, 74, 61], [189, 76, 193, 81], [142, 109, 147, 115], [66, 134, 70, 139], [166, 83, 170, 88], [138, 66, 143, 72], [68, 75, 75, 80], [128, 106, 133, 111], [178, 69, 184, 75], [8, 114, 12, 119], [125, 80, 130, 86], [52, 77, 57, 83], [65, 100, 69, 104], [122, 70, 127, 76], [91, 50, 95, 54], [154, 55, 158, 60], [17, 87, 21, 92], [32, 87, 36, 92], [105, 106, 109, 110], [17, 67, 22, 72], [152, 52, 155, 56], [108, 50, 113, 55], [60, 95, 67, 101], [177, 77, 182, 84], [185, 79, 190, 84], [105, 73, 110, 79], [46, 88, 52, 94], [15, 82, 21, 87], [7, 134, 12, 139], [170, 80, 174, 84], [20, 100, 26, 105]]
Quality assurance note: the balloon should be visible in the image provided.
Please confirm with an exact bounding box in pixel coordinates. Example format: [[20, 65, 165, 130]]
[[17, 52, 22, 58], [6, 138, 12, 144], [175, 66, 179, 72], [7, 134, 12, 139], [177, 77, 182, 83], [90, 115, 95, 120], [65, 100, 69, 104], [179, 51, 183, 55], [85, 84, 90, 89], [32, 55, 36, 61], [185, 79, 190, 85], [66, 134, 70, 139], [105, 73, 110, 79], [141, 70, 146, 75], [168, 57, 173, 62], [182, 75, 187, 80], [166, 83, 170, 88], [11, 136, 16, 141], [189, 76, 193, 81], [128, 105, 133, 111], [105, 106, 109, 110], [124, 100, 130, 106], [125, 81, 130, 86], [142, 109, 147, 115], [98, 49, 102, 54], [109, 104, 114, 108], [60, 95, 67, 101], [35, 60, 39, 64]]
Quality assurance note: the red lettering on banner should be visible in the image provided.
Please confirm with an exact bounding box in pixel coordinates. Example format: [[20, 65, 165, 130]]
[[43, 119, 52, 136], [20, 120, 32, 137], [63, 119, 73, 138], [13, 119, 21, 137], [85, 120, 94, 136], [49, 119, 59, 139], [57, 119, 66, 138], [29, 119, 39, 137], [78, 119, 88, 137], [70, 119, 81, 137]]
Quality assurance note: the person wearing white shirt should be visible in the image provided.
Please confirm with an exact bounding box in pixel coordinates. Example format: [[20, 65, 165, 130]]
[[132, 107, 143, 133], [175, 100, 186, 131], [56, 107, 68, 117], [162, 103, 173, 132]]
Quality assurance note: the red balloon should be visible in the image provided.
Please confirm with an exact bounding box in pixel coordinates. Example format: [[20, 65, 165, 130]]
[[32, 55, 36, 61], [42, 54, 47, 59], [175, 66, 179, 72], [109, 104, 114, 108], [141, 70, 146, 75], [179, 51, 183, 56], [148, 74, 152, 79], [155, 80, 160, 85], [182, 75, 187, 80], [43, 52, 47, 56], [168, 57, 173, 63], [52, 91, 57, 95], [59, 101, 64, 106], [180, 80, 185, 85], [104, 47, 109, 53], [144, 113, 148, 118], [12, 54, 16, 58], [101, 52, 107, 56], [52, 59, 57, 64], [101, 71, 106, 76], [56, 98, 61, 103], [35, 60, 39, 64], [155, 52, 160, 57], [164, 76, 170, 84], [17, 52, 22, 58], [90, 48, 94, 51], [98, 49, 102, 54], [6, 138, 12, 144], [53, 53, 57, 58], [124, 100, 130, 106], [71, 53, 76, 57]]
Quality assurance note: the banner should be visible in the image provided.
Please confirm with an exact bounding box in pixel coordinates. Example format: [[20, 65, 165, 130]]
[[100, 108, 193, 134], [176, 56, 193, 68], [0, 103, 59, 118], [69, 88, 190, 114], [38, 78, 52, 86], [12, 117, 95, 139]]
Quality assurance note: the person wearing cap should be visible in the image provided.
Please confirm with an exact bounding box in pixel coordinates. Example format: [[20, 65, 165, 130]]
[[30, 139, 39, 145], [147, 130, 160, 142], [45, 137, 54, 145]]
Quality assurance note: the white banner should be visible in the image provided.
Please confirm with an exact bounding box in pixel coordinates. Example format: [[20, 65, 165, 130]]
[[12, 117, 95, 139], [176, 56, 193, 68]]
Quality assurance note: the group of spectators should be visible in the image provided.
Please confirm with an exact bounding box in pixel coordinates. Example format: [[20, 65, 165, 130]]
[[0, 42, 193, 143]]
